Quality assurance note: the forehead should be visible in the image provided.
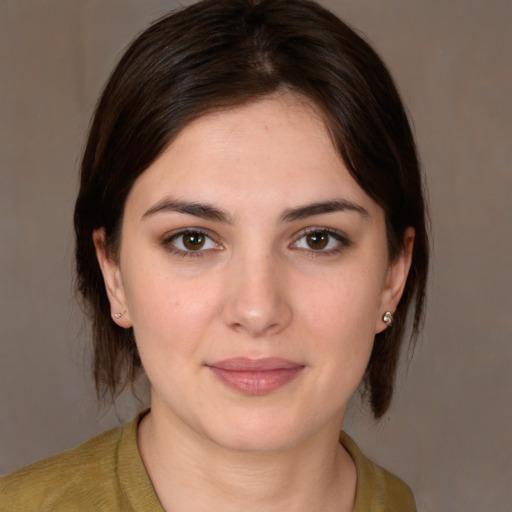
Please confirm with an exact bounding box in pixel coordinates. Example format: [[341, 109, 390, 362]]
[[124, 94, 378, 219]]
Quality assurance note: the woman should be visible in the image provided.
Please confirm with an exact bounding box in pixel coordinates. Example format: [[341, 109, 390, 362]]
[[0, 0, 428, 510]]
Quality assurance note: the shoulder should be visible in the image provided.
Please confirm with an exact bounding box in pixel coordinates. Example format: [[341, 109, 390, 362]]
[[0, 425, 125, 512], [340, 431, 417, 512]]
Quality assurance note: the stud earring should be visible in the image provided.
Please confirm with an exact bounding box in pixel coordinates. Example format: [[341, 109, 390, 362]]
[[114, 310, 126, 319], [382, 311, 395, 327]]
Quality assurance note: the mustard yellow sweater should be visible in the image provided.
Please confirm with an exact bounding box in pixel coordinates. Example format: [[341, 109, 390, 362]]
[[0, 412, 416, 511]]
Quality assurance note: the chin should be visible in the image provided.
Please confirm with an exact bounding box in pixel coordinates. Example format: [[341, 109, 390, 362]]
[[209, 427, 298, 454], [197, 407, 316, 454]]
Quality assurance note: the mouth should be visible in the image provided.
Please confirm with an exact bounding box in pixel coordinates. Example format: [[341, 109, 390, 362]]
[[206, 357, 305, 395]]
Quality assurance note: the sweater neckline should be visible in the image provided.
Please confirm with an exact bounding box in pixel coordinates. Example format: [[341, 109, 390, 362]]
[[117, 410, 375, 512]]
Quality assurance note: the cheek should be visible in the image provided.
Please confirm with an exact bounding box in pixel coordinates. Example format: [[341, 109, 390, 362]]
[[300, 264, 384, 375], [303, 263, 384, 334], [121, 261, 222, 366]]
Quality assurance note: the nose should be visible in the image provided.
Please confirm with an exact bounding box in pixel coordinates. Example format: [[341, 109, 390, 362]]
[[221, 251, 293, 338]]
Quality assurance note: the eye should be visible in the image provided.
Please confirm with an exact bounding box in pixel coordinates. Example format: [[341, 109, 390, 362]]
[[291, 229, 349, 253], [164, 229, 221, 255]]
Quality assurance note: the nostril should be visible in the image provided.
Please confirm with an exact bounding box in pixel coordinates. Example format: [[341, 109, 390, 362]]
[[221, 268, 293, 337]]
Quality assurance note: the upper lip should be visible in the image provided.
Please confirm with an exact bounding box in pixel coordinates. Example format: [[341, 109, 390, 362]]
[[206, 357, 304, 371]]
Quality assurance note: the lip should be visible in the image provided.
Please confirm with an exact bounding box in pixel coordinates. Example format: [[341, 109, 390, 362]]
[[206, 357, 305, 395]]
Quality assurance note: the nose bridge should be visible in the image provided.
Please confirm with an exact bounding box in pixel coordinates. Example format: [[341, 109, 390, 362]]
[[222, 241, 292, 337]]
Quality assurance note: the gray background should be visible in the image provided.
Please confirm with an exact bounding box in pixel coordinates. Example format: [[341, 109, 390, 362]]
[[1, 1, 511, 511]]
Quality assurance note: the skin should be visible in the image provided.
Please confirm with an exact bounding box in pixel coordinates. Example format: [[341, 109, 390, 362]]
[[94, 94, 414, 512]]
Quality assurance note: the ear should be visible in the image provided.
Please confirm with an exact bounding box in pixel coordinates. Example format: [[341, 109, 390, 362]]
[[92, 228, 132, 328], [375, 227, 415, 333]]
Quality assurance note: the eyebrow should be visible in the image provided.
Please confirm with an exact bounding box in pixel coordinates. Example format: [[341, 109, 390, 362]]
[[281, 199, 369, 222], [142, 199, 232, 223], [142, 198, 368, 223]]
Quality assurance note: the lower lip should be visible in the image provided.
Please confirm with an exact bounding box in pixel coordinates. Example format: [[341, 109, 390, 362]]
[[208, 367, 304, 395]]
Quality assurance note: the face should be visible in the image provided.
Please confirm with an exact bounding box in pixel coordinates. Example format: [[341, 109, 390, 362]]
[[95, 94, 412, 453]]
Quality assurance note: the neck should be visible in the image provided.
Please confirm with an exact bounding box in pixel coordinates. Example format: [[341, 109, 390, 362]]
[[137, 404, 356, 512]]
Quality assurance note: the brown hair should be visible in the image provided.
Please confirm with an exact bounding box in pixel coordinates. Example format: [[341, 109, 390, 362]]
[[74, 0, 428, 418]]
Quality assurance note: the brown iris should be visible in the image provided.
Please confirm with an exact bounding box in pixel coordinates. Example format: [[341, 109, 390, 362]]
[[183, 232, 205, 250], [306, 231, 329, 250]]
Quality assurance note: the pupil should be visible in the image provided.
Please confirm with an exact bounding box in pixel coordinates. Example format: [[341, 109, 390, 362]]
[[184, 233, 205, 250], [307, 232, 328, 250]]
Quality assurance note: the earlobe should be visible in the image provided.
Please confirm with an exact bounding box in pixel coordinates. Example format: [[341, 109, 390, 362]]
[[375, 227, 415, 333], [92, 229, 132, 328]]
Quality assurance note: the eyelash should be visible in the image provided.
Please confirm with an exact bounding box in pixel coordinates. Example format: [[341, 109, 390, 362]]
[[162, 229, 221, 258], [290, 228, 351, 257], [161, 227, 351, 258]]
